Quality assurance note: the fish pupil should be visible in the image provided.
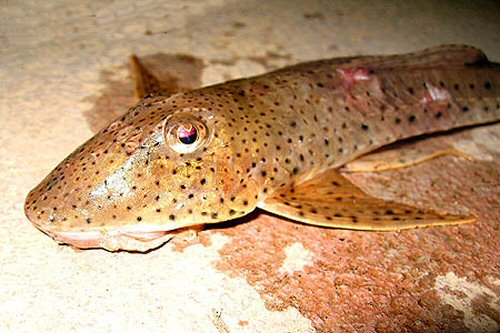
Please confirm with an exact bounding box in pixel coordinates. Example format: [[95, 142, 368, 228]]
[[177, 124, 198, 144]]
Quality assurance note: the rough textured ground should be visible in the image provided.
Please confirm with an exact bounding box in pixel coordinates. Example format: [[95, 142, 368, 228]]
[[1, 1, 499, 332]]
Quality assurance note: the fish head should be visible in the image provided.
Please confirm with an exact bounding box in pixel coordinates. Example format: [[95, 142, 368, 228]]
[[25, 93, 261, 251]]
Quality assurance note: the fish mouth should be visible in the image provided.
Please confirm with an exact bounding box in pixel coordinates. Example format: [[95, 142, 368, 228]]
[[46, 229, 175, 252], [35, 227, 175, 252], [25, 200, 175, 252]]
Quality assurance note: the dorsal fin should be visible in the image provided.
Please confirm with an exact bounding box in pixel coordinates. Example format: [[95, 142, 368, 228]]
[[131, 54, 164, 99], [280, 45, 491, 77], [130, 53, 204, 99], [345, 44, 490, 69]]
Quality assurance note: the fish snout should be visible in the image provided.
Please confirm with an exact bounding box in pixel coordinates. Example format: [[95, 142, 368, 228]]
[[24, 176, 74, 237], [24, 180, 176, 251], [24, 188, 42, 228]]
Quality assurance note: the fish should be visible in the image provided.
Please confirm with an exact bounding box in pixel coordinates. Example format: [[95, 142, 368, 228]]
[[24, 45, 500, 252]]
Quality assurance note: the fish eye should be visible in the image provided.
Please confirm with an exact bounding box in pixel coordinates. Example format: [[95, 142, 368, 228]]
[[177, 123, 198, 144], [165, 118, 208, 154]]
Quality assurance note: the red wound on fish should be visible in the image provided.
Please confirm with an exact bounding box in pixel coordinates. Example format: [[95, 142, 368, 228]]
[[337, 67, 372, 89]]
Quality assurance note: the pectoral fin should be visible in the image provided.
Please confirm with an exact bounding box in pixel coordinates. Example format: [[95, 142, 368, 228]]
[[343, 140, 473, 173], [259, 168, 474, 230]]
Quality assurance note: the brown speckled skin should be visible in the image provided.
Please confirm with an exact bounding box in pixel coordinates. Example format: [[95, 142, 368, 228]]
[[25, 45, 499, 251]]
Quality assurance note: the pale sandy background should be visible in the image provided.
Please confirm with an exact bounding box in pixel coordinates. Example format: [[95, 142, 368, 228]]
[[1, 1, 499, 332]]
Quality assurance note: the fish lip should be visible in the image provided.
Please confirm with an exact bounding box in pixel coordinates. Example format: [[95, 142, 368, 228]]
[[43, 228, 175, 252]]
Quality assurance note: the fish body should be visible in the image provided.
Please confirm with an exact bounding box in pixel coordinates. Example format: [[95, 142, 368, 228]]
[[25, 45, 500, 251]]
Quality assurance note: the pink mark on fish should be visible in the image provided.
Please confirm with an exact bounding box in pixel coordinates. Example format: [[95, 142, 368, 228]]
[[337, 67, 372, 90], [422, 82, 452, 103]]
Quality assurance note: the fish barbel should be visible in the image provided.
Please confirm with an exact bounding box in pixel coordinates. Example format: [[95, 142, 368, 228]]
[[25, 45, 500, 251]]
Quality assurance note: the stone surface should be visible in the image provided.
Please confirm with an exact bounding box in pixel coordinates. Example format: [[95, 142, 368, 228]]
[[1, 1, 499, 332]]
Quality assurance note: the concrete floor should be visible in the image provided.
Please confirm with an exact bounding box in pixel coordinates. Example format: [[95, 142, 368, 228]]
[[1, 1, 499, 332]]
